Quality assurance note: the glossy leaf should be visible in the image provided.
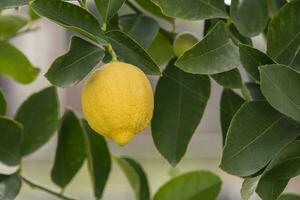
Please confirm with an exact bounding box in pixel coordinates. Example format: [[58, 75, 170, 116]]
[[15, 87, 60, 156], [239, 44, 275, 82], [51, 110, 86, 188], [0, 15, 27, 40], [95, 0, 125, 25], [211, 69, 243, 89], [0, 41, 39, 84], [260, 64, 300, 122], [0, 89, 6, 116], [151, 0, 228, 20], [105, 30, 160, 75], [267, 0, 300, 64], [153, 171, 222, 200], [0, 174, 22, 200], [152, 60, 210, 166], [119, 14, 160, 48], [241, 176, 260, 200], [30, 0, 107, 44], [0, 117, 23, 166], [176, 22, 240, 75], [0, 0, 29, 9], [278, 194, 300, 200], [256, 180, 288, 200], [220, 101, 300, 177], [116, 157, 150, 200], [231, 0, 268, 37], [220, 89, 244, 145], [82, 121, 111, 199], [46, 37, 104, 87]]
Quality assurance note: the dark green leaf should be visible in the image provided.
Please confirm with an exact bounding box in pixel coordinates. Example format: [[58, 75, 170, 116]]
[[220, 89, 244, 145], [82, 121, 111, 199], [176, 21, 240, 75], [239, 44, 275, 82], [241, 176, 260, 200], [151, 0, 228, 20], [211, 69, 243, 89], [153, 171, 222, 200], [15, 87, 60, 156], [46, 37, 104, 87], [260, 64, 300, 122], [0, 117, 22, 167], [105, 30, 161, 75], [51, 110, 85, 188], [30, 0, 107, 44], [267, 0, 287, 17], [0, 0, 29, 9], [0, 89, 6, 116], [0, 15, 27, 40], [94, 0, 125, 26], [267, 0, 300, 64], [119, 14, 160, 48], [0, 41, 39, 84], [227, 23, 252, 46], [278, 194, 300, 200], [231, 0, 268, 37], [256, 180, 288, 200], [152, 60, 210, 166], [220, 101, 300, 177], [0, 174, 22, 199], [291, 52, 300, 71], [116, 157, 150, 200], [244, 82, 265, 100]]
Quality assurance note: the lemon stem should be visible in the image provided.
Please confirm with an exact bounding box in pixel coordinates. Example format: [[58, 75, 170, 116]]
[[108, 44, 118, 61]]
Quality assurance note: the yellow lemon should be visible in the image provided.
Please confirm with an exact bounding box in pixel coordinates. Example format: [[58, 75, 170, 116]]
[[81, 61, 154, 146]]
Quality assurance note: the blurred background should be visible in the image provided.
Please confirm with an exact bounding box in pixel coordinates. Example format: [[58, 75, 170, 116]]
[[1, 0, 299, 199]]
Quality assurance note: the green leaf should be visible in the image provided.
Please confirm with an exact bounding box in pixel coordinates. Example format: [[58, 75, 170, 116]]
[[147, 31, 174, 66], [133, 0, 173, 22], [0, 174, 22, 200], [267, 0, 287, 17], [116, 157, 150, 200], [94, 0, 125, 26], [211, 69, 243, 89], [30, 0, 107, 44], [15, 87, 60, 156], [244, 82, 265, 100], [220, 101, 300, 177], [0, 41, 39, 84], [0, 89, 6, 116], [0, 15, 27, 40], [152, 59, 210, 166], [241, 176, 260, 200], [220, 89, 244, 145], [291, 52, 300, 71], [0, 0, 29, 9], [151, 0, 228, 20], [176, 21, 240, 75], [153, 171, 222, 200], [239, 44, 275, 82], [227, 23, 253, 46], [119, 14, 160, 48], [28, 7, 41, 21], [230, 0, 268, 37], [51, 109, 86, 188], [45, 37, 105, 87], [82, 121, 111, 199], [105, 30, 161, 75], [278, 194, 300, 200], [267, 0, 300, 65], [260, 64, 300, 122], [0, 117, 23, 167], [256, 180, 288, 200]]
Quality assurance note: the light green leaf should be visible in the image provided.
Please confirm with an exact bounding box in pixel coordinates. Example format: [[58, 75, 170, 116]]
[[152, 59, 210, 166], [82, 121, 111, 199], [0, 89, 6, 116], [220, 101, 300, 177], [15, 87, 60, 156], [51, 109, 86, 188], [46, 37, 104, 87], [0, 15, 27, 40], [278, 194, 300, 200], [153, 171, 222, 200], [260, 64, 300, 122], [220, 89, 244, 145], [95, 0, 125, 26], [30, 0, 107, 44], [105, 30, 161, 75], [0, 41, 39, 84], [211, 69, 243, 89], [0, 117, 23, 167], [0, 0, 29, 9], [231, 0, 268, 37], [116, 157, 150, 200], [176, 22, 240, 75], [0, 174, 22, 200], [241, 177, 260, 200], [151, 0, 228, 20], [267, 0, 300, 64]]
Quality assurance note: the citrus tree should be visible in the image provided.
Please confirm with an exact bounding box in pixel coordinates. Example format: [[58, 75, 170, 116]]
[[0, 0, 300, 199]]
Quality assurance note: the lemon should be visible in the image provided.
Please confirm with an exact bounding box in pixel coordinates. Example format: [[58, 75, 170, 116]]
[[173, 32, 199, 57], [81, 61, 154, 146]]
